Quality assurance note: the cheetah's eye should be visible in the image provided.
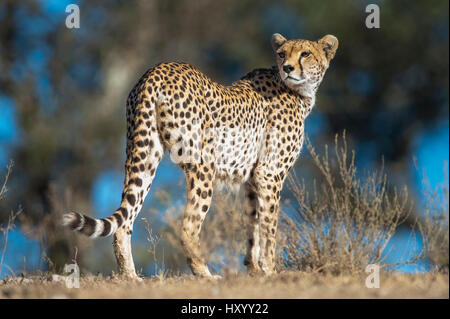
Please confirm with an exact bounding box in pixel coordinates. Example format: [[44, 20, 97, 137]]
[[301, 52, 311, 58], [278, 52, 285, 59]]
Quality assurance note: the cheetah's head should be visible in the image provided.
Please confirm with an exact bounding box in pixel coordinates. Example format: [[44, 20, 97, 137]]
[[272, 33, 338, 97]]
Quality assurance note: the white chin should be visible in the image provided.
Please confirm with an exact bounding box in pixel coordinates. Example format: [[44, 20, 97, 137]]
[[280, 72, 306, 85], [287, 78, 306, 85]]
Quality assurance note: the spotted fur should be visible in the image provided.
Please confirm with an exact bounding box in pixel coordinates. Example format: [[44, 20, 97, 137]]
[[63, 34, 338, 279]]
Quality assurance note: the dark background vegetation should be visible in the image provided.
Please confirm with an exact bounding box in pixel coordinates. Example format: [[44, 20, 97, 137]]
[[0, 0, 448, 277]]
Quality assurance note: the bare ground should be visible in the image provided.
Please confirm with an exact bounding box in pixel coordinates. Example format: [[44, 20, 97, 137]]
[[0, 271, 448, 299]]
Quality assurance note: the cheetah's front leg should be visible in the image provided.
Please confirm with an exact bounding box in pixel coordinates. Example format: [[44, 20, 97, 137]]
[[255, 178, 282, 276], [243, 181, 263, 275]]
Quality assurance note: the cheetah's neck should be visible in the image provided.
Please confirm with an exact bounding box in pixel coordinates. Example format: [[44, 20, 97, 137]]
[[270, 65, 317, 117]]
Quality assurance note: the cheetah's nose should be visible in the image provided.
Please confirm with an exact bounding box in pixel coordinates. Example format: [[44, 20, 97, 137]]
[[283, 65, 294, 74]]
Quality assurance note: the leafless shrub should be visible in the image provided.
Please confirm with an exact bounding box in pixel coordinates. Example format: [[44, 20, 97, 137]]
[[0, 162, 12, 202], [142, 216, 168, 278], [0, 211, 22, 277], [199, 187, 247, 274], [0, 161, 22, 277], [147, 203, 186, 275], [417, 163, 449, 273], [276, 133, 422, 274]]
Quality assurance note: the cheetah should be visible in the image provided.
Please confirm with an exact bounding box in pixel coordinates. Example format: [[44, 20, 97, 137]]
[[63, 33, 338, 279]]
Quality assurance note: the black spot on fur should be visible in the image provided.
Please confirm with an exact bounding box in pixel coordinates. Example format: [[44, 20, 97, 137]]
[[135, 178, 143, 187], [126, 194, 136, 206]]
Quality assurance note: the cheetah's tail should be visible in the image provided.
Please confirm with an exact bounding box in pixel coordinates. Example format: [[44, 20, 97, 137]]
[[62, 209, 125, 238]]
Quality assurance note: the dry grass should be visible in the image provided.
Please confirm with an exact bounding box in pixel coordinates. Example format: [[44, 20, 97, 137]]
[[0, 272, 447, 299]]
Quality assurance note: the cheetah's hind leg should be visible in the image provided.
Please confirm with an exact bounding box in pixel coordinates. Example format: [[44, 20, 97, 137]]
[[180, 163, 218, 278], [111, 113, 165, 279]]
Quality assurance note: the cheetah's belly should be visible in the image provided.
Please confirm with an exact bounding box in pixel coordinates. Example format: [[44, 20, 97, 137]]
[[213, 124, 264, 184]]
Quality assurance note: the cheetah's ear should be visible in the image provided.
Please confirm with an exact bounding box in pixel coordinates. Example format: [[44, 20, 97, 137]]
[[271, 33, 287, 51], [318, 35, 339, 61]]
